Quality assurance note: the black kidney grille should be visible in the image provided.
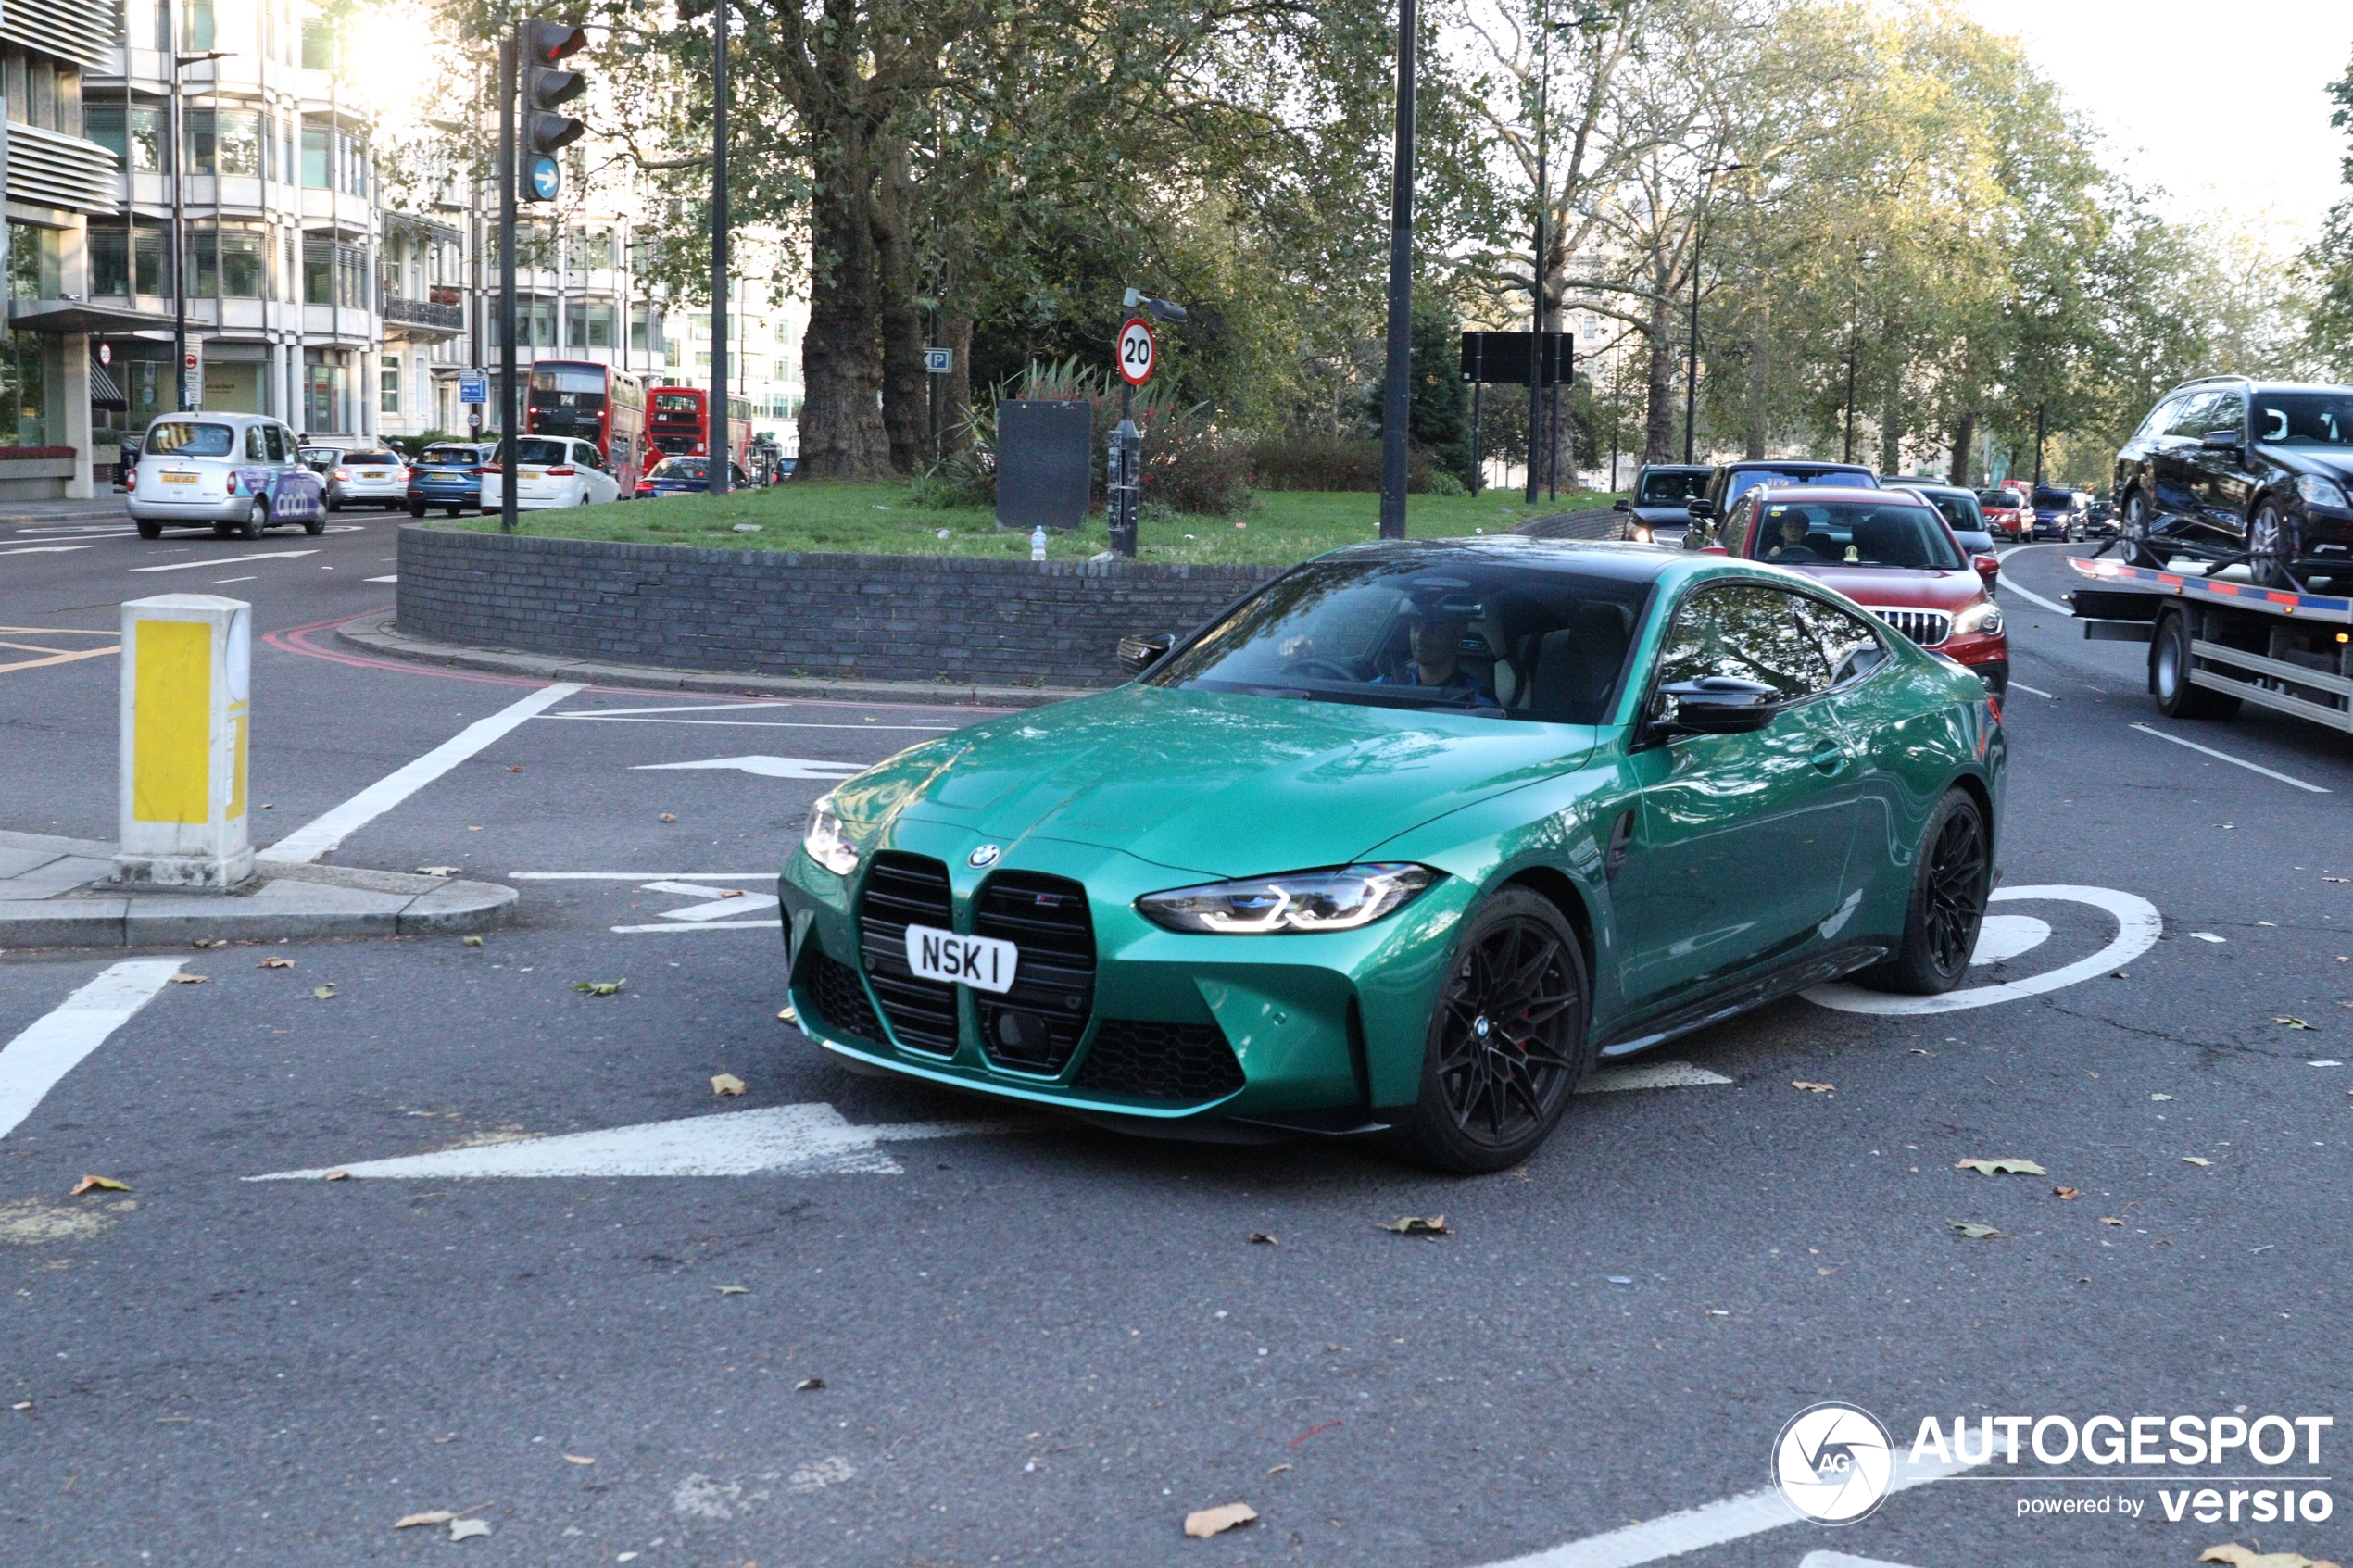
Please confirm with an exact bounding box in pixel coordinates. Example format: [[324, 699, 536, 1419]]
[[804, 947, 884, 1047], [856, 852, 959, 1055], [973, 872, 1096, 1073], [1073, 1020, 1245, 1102]]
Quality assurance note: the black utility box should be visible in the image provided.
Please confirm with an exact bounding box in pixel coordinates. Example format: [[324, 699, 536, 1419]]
[[996, 399, 1092, 533]]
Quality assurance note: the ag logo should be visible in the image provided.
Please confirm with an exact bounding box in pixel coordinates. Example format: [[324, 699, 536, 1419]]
[[1773, 1401, 1894, 1524], [967, 844, 1000, 869]]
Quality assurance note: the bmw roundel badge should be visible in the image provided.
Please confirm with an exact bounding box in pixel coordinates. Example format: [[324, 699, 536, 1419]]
[[967, 844, 1000, 869]]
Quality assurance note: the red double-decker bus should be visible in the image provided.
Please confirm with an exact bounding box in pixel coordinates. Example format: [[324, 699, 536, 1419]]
[[647, 384, 754, 466], [526, 360, 647, 492]]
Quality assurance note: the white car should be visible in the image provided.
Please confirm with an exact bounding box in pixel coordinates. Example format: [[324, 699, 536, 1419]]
[[125, 412, 328, 540], [477, 436, 622, 511]]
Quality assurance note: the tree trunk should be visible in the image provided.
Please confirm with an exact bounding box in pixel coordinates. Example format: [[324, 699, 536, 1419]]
[[1880, 389, 1901, 477], [797, 121, 892, 482], [1642, 298, 1675, 462], [1948, 408, 1976, 486], [872, 140, 926, 475], [1743, 307, 1768, 459]]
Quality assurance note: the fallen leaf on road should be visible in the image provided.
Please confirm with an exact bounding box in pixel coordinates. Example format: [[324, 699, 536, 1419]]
[[2183, 1156, 2214, 1167], [1954, 1158, 2047, 1175], [312, 985, 335, 1000], [776, 1007, 797, 1022], [507, 765, 523, 773], [713, 1285, 749, 1295], [2200, 1543, 2344, 1568], [1792, 1081, 1834, 1093], [1184, 1502, 1258, 1538], [659, 813, 677, 823], [258, 957, 294, 969], [562, 1455, 594, 1465], [2053, 1186, 2081, 1200], [10, 1401, 29, 1410], [1249, 1232, 1277, 1246], [711, 1073, 747, 1097], [1946, 1219, 2002, 1239], [462, 935, 484, 947], [69, 1175, 130, 1196], [2326, 877, 2349, 884], [574, 980, 624, 996], [448, 1518, 491, 1541], [416, 866, 460, 878], [2100, 1216, 2124, 1226], [719, 888, 746, 898], [321, 1170, 350, 1182], [393, 1511, 456, 1529], [1266, 1462, 1292, 1475], [169, 974, 208, 985], [795, 1377, 824, 1391], [190, 938, 227, 948], [2276, 1017, 2317, 1030], [1378, 1216, 1450, 1236]]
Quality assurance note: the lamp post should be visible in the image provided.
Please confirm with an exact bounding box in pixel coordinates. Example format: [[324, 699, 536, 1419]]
[[1842, 247, 1873, 463], [1377, 0, 1417, 540], [1681, 159, 1741, 465], [169, 44, 233, 410], [709, 0, 730, 495]]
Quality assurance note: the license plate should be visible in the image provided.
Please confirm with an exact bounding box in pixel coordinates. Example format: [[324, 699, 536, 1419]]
[[902, 923, 1017, 994], [360, 470, 388, 479], [161, 472, 197, 484], [520, 468, 544, 479]]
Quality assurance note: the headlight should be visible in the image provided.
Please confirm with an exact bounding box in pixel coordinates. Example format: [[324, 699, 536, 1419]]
[[1136, 863, 1441, 935], [1630, 525, 1654, 543], [2296, 473, 2350, 509], [1951, 601, 2005, 638], [801, 793, 861, 877]]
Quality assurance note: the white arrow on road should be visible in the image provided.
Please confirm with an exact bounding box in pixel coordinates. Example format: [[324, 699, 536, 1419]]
[[245, 1102, 1025, 1181], [131, 550, 319, 573], [0, 545, 97, 557], [636, 879, 783, 922], [630, 755, 864, 780]]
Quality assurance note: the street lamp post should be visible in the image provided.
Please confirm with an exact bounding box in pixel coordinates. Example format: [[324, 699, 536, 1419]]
[[168, 44, 233, 411], [1376, 0, 1417, 540], [709, 0, 730, 496], [1681, 161, 1741, 466], [1523, 0, 1548, 506]]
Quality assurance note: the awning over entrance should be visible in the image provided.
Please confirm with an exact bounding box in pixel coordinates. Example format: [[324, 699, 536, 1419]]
[[7, 299, 177, 336]]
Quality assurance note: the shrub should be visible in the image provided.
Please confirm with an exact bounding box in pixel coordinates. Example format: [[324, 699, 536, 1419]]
[[1248, 433, 1449, 493], [1141, 411, 1253, 517]]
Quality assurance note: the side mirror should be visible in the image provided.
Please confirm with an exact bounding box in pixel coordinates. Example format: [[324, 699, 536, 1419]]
[[1612, 497, 1631, 512], [1972, 553, 2000, 588], [1117, 633, 1174, 677], [1681, 523, 1713, 552], [2200, 429, 2242, 452], [1685, 497, 1718, 521], [1657, 676, 1780, 734]]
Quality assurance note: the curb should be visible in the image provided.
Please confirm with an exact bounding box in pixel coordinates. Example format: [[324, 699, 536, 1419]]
[[0, 832, 515, 950], [333, 608, 1086, 709]]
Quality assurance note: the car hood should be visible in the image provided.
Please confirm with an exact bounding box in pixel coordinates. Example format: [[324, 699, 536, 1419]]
[[837, 684, 1597, 878], [1777, 564, 1986, 609], [2260, 446, 2353, 485]]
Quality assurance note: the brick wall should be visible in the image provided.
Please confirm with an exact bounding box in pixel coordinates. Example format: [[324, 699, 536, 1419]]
[[395, 525, 1285, 687]]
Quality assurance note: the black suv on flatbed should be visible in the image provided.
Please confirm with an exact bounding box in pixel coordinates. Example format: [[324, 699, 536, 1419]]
[[2112, 377, 2353, 586]]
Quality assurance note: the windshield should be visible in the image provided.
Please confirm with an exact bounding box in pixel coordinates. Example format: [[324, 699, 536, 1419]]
[[1976, 489, 2017, 508], [504, 438, 570, 466], [1908, 490, 1984, 532], [2252, 392, 2353, 447], [530, 367, 607, 398], [1145, 557, 1652, 724], [420, 446, 480, 466], [2031, 486, 2074, 510], [1746, 500, 1965, 570], [346, 452, 398, 467], [651, 394, 701, 418], [1637, 470, 1708, 504], [1723, 468, 1875, 506], [145, 420, 235, 458], [651, 458, 708, 478]]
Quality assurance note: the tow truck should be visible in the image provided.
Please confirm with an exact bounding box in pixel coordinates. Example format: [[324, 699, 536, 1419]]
[[2066, 554, 2353, 731]]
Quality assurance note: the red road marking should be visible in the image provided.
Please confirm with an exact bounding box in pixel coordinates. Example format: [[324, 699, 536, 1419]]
[[1289, 1419, 1343, 1446]]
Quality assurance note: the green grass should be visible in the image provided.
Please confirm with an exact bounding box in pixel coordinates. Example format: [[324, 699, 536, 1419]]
[[446, 481, 1617, 567]]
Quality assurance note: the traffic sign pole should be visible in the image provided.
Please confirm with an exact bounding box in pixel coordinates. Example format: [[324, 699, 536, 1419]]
[[1108, 317, 1154, 559]]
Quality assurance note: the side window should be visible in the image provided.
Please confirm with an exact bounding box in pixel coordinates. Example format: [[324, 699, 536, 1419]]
[[245, 424, 267, 460], [1719, 495, 1756, 555], [2134, 396, 2183, 443], [2200, 390, 2245, 439], [268, 425, 289, 462], [1793, 596, 1888, 687], [2165, 391, 2221, 439], [1653, 583, 1833, 704]]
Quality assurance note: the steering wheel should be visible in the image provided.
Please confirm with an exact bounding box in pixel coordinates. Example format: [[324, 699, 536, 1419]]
[[1285, 658, 1362, 683]]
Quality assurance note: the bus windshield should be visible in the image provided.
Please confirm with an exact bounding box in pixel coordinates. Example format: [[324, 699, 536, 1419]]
[[651, 394, 701, 419]]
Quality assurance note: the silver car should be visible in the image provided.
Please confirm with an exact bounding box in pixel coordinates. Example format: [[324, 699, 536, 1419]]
[[322, 448, 411, 511], [127, 413, 328, 540]]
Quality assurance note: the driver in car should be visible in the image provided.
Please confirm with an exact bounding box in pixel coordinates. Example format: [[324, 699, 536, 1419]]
[[1375, 603, 1495, 705], [1763, 508, 1819, 563]]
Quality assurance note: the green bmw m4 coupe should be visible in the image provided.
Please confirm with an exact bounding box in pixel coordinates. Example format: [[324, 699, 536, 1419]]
[[778, 539, 2004, 1172]]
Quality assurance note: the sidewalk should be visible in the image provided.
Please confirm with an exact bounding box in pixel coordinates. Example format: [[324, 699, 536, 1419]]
[[0, 830, 515, 950], [3, 496, 130, 526]]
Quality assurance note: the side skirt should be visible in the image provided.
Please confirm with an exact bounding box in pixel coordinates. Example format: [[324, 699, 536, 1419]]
[[1593, 941, 1891, 1060]]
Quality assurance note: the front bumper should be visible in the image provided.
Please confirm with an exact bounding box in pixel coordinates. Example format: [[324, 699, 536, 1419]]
[[777, 826, 1468, 1124]]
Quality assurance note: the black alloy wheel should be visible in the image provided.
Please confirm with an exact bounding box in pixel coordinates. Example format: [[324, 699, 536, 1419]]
[[2120, 491, 2163, 569], [2247, 502, 2293, 590], [1399, 886, 1590, 1173], [1858, 789, 1992, 996]]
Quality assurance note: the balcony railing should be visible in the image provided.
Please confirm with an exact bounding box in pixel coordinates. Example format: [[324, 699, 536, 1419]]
[[382, 290, 464, 332]]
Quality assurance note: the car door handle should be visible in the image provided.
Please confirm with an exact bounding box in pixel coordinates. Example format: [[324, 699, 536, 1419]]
[[1809, 741, 1847, 775]]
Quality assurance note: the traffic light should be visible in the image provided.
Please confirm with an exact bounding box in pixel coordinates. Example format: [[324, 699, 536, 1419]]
[[516, 18, 587, 203]]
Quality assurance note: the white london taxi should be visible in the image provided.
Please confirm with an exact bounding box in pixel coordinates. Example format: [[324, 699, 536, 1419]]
[[126, 412, 328, 540]]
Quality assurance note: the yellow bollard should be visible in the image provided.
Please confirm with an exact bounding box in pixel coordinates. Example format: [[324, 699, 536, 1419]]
[[113, 594, 254, 889]]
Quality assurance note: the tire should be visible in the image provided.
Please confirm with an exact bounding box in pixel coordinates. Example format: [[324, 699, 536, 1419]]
[[303, 509, 326, 536], [446, 506, 462, 518], [326, 495, 343, 513], [1856, 788, 1992, 997], [2120, 490, 2163, 568], [2247, 502, 2292, 590], [238, 498, 267, 541], [1392, 885, 1592, 1174], [135, 519, 163, 540], [407, 500, 427, 519], [2149, 607, 2240, 720], [212, 521, 236, 538]]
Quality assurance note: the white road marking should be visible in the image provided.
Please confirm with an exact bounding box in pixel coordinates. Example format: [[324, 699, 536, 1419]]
[[511, 872, 774, 881], [1577, 1061, 1732, 1093], [557, 714, 955, 731], [0, 545, 96, 557], [632, 755, 864, 780], [0, 960, 185, 1142], [1799, 1553, 1928, 1568], [1805, 885, 2161, 1016], [1998, 577, 2069, 615], [245, 1102, 1019, 1179], [635, 881, 783, 922], [130, 550, 320, 573], [212, 576, 257, 584], [1969, 913, 2050, 964], [2129, 722, 2331, 794], [1467, 1453, 1977, 1568], [258, 683, 585, 864], [610, 919, 782, 933], [2006, 681, 2054, 698], [365, 574, 396, 583]]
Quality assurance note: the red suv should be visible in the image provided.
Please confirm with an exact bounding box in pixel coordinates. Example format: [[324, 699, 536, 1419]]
[[1718, 485, 2008, 696]]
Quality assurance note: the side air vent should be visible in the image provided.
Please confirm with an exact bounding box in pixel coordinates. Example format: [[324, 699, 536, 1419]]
[[1073, 1020, 1245, 1103], [856, 852, 959, 1055], [803, 947, 884, 1047]]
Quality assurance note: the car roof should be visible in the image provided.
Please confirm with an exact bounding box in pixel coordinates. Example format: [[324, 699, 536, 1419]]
[[1640, 463, 1713, 474], [1720, 459, 1873, 473], [1319, 535, 1684, 585], [1752, 485, 1928, 506], [2170, 375, 2353, 396]]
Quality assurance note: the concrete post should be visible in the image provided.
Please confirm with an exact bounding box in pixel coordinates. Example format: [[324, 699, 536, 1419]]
[[113, 595, 255, 890]]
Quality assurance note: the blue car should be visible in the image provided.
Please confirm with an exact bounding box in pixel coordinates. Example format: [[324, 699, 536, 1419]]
[[2029, 484, 2081, 541], [634, 455, 752, 497], [406, 442, 496, 517]]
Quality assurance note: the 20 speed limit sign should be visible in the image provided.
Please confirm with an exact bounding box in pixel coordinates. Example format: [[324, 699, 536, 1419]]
[[1116, 317, 1156, 386]]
